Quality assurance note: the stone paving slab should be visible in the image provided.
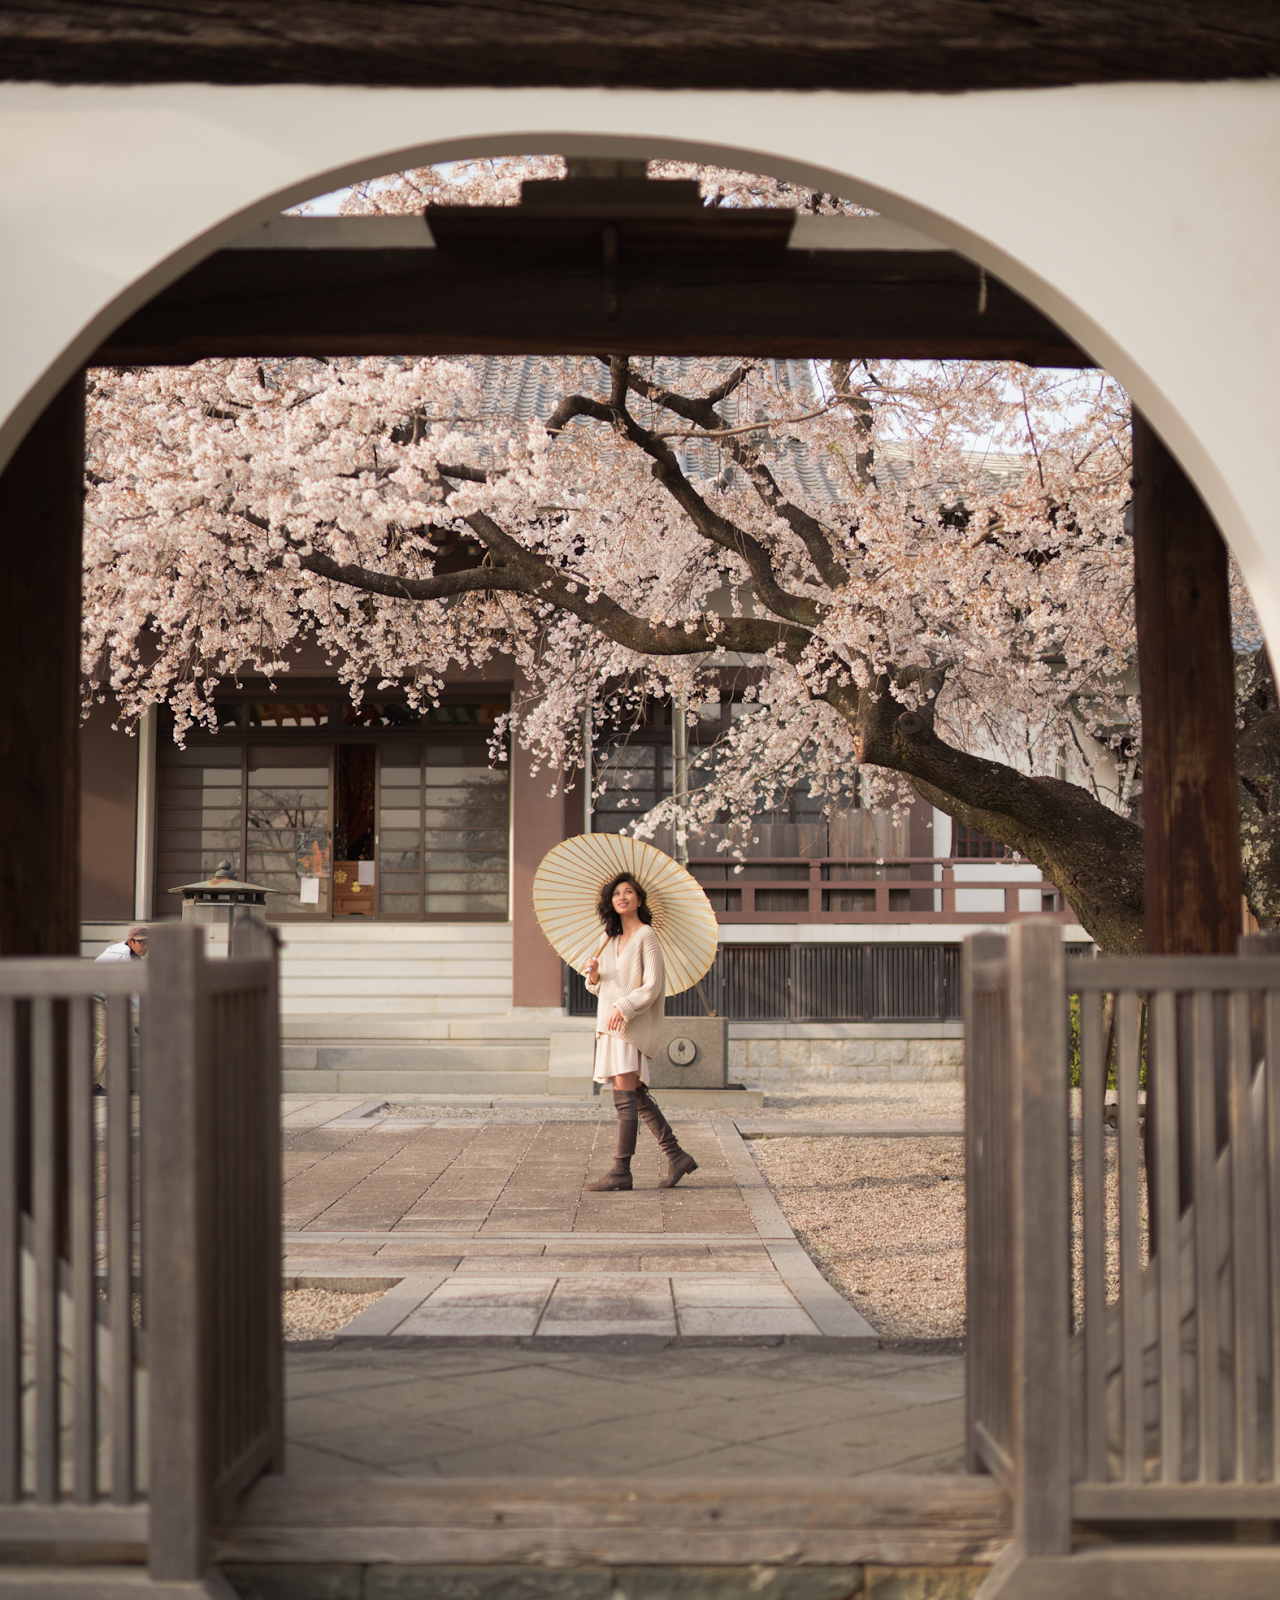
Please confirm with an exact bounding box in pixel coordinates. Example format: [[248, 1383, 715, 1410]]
[[283, 1108, 877, 1344], [280, 1343, 967, 1479]]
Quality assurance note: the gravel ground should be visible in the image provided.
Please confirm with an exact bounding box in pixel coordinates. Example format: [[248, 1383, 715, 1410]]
[[751, 1134, 967, 1344], [283, 1288, 383, 1341], [374, 1081, 966, 1124]]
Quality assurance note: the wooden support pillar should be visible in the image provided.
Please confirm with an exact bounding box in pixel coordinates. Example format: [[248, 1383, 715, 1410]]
[[1132, 411, 1241, 956], [0, 374, 85, 956]]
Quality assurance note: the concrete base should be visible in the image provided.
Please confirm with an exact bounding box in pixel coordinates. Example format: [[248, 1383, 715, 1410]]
[[651, 1017, 728, 1090], [0, 1570, 238, 1598], [648, 1086, 764, 1109]]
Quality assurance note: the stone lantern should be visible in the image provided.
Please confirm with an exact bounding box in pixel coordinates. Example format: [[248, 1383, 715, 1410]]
[[169, 858, 276, 938]]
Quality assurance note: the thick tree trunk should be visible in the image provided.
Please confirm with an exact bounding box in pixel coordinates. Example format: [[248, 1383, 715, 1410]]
[[0, 374, 84, 956], [1132, 411, 1241, 956], [833, 676, 1147, 954]]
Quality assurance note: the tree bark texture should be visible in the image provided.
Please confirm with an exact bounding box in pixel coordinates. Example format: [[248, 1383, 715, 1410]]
[[0, 373, 84, 956], [1132, 411, 1241, 956]]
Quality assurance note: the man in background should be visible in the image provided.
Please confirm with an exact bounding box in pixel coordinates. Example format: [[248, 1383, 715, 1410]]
[[93, 926, 148, 1090]]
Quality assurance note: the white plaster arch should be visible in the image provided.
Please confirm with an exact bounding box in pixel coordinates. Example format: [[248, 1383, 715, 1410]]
[[2, 80, 1279, 643]]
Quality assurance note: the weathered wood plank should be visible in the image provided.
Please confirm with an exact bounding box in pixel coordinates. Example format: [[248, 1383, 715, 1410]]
[[1191, 991, 1222, 1483], [1117, 991, 1144, 1483], [214, 1473, 1010, 1567], [0, 374, 84, 958], [1073, 1481, 1280, 1519], [3, 3, 1279, 92], [1081, 987, 1107, 1483], [1229, 991, 1259, 1480], [1267, 991, 1280, 1481], [0, 999, 18, 1503], [1152, 991, 1182, 1482], [1073, 958, 1280, 994], [0, 1502, 148, 1542], [32, 997, 59, 1505], [93, 248, 1090, 368], [1133, 410, 1241, 959], [106, 995, 134, 1505], [143, 925, 208, 1580], [0, 963, 148, 999], [1009, 921, 1070, 1553], [69, 996, 96, 1504]]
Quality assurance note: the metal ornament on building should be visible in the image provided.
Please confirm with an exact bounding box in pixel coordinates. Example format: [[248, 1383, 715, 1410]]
[[168, 858, 277, 930]]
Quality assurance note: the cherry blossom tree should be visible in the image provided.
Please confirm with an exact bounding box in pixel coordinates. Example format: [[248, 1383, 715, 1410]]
[[82, 158, 1204, 955]]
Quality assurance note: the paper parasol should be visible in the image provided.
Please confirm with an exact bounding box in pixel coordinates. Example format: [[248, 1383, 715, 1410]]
[[532, 834, 718, 998]]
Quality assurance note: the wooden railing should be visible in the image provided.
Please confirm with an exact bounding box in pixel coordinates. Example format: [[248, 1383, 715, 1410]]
[[0, 921, 282, 1583], [689, 855, 1073, 924], [966, 922, 1280, 1572]]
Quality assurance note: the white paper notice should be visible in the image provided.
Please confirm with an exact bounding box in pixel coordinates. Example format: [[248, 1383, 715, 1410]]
[[358, 861, 375, 886], [299, 876, 320, 904]]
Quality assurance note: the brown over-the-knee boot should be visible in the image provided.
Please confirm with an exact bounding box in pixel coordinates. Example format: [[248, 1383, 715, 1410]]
[[586, 1088, 638, 1191], [636, 1083, 699, 1188]]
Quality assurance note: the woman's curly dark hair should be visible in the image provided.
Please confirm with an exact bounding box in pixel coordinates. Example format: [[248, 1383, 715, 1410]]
[[596, 873, 653, 938]]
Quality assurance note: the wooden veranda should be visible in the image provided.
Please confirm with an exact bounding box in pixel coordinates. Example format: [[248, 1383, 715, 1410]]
[[0, 153, 1269, 1600]]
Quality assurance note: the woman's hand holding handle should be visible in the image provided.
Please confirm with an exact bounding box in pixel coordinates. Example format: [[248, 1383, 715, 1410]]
[[585, 957, 600, 982]]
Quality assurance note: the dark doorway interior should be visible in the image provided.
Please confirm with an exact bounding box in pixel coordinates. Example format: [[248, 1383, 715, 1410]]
[[333, 743, 376, 915]]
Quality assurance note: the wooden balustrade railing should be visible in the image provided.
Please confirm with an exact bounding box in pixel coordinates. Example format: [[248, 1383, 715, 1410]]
[[966, 922, 1280, 1582], [0, 921, 282, 1584], [689, 855, 1073, 923]]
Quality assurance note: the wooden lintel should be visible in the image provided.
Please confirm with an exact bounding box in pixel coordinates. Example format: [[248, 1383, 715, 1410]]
[[92, 249, 1090, 368]]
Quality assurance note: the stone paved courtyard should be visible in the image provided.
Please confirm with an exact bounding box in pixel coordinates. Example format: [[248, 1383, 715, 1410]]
[[277, 1096, 967, 1480], [283, 1342, 967, 1479], [282, 1103, 875, 1339]]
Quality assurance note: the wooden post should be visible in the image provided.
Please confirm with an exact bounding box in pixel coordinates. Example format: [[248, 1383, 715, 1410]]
[[1132, 411, 1241, 956], [0, 374, 85, 957], [143, 924, 210, 1580], [1008, 919, 1070, 1555]]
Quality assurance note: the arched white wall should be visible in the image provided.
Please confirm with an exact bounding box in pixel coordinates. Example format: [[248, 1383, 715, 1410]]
[[2, 80, 1279, 644]]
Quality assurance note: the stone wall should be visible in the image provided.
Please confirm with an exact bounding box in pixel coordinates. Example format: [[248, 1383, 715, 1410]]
[[728, 1023, 964, 1089]]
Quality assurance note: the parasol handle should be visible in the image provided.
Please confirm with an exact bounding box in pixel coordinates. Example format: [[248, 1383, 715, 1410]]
[[692, 976, 718, 1018]]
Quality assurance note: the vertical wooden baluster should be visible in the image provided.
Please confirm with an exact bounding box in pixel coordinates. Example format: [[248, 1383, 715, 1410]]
[[1117, 990, 1144, 1481], [1010, 921, 1070, 1554], [1229, 990, 1259, 1481], [69, 996, 96, 1502], [964, 934, 1005, 1474], [146, 924, 208, 1581], [0, 998, 19, 1501], [1267, 990, 1280, 1480], [1082, 986, 1107, 1481], [1191, 991, 1220, 1482], [32, 996, 58, 1503], [1153, 989, 1182, 1481], [107, 995, 134, 1502]]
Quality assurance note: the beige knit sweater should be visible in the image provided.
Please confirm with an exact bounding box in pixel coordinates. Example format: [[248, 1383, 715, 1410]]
[[584, 925, 666, 1060]]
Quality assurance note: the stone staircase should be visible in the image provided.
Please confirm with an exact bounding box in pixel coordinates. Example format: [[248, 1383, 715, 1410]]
[[281, 1010, 599, 1096], [275, 922, 598, 1096]]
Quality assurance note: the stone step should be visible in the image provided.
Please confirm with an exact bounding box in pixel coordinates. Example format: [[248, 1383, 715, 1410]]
[[282, 1067, 551, 1095], [282, 1013, 594, 1042], [276, 923, 513, 943], [280, 997, 512, 1017], [284, 1043, 551, 1073]]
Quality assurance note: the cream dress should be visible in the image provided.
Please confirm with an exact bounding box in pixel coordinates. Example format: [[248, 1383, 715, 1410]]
[[586, 926, 666, 1086]]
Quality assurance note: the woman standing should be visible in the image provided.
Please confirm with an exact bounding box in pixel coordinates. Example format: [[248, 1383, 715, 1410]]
[[584, 873, 699, 1192]]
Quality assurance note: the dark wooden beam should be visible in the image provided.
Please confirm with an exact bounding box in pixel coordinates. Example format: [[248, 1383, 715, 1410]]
[[93, 246, 1090, 367], [2, 2, 1278, 91], [1132, 410, 1241, 956], [0, 374, 84, 957]]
